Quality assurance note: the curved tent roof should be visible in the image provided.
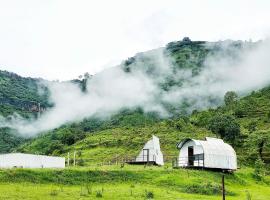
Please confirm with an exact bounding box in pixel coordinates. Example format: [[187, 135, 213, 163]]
[[177, 137, 235, 156]]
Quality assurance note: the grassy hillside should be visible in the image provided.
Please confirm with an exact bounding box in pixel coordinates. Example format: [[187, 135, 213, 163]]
[[0, 166, 269, 199]]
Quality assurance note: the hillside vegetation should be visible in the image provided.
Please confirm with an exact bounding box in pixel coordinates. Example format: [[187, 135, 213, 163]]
[[12, 39, 270, 168], [0, 70, 50, 152], [17, 86, 270, 169], [0, 70, 50, 117], [0, 166, 269, 199], [0, 39, 270, 199]]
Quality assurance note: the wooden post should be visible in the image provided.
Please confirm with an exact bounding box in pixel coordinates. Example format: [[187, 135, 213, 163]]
[[73, 151, 76, 166], [222, 174, 225, 200], [67, 152, 70, 166]]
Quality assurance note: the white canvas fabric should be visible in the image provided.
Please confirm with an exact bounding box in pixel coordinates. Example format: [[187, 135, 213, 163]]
[[0, 153, 65, 168], [177, 137, 237, 170], [135, 135, 164, 165]]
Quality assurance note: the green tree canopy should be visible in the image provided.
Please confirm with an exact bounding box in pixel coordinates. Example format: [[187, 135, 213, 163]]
[[224, 91, 238, 106], [208, 114, 240, 143]]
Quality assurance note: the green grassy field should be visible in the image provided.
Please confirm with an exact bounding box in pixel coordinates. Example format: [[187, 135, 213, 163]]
[[0, 165, 269, 200]]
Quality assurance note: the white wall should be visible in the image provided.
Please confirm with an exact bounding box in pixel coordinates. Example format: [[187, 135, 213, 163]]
[[178, 140, 203, 167], [0, 153, 65, 169]]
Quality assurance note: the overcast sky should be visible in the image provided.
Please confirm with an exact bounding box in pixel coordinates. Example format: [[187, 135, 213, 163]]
[[0, 0, 269, 80]]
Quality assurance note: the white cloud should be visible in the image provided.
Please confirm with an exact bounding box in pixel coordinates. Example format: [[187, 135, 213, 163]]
[[0, 0, 269, 80]]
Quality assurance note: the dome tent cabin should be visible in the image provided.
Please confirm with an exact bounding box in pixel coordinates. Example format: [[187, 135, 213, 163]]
[[0, 153, 65, 169], [175, 137, 237, 171], [128, 135, 164, 166]]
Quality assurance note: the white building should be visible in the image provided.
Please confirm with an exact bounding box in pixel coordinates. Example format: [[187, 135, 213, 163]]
[[134, 135, 164, 166], [176, 137, 237, 170], [0, 153, 65, 169]]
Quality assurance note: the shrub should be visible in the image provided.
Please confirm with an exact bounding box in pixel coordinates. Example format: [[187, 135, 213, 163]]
[[145, 190, 154, 199], [247, 121, 257, 133], [253, 158, 266, 181], [267, 111, 270, 120], [234, 107, 246, 118], [174, 118, 186, 131], [96, 190, 103, 198], [50, 188, 58, 196], [86, 184, 92, 194], [191, 111, 212, 127], [77, 159, 85, 166], [80, 184, 92, 196], [245, 190, 252, 200], [183, 182, 235, 196]]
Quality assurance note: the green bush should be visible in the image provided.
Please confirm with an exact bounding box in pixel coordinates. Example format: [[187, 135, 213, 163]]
[[96, 190, 103, 198], [145, 190, 154, 199], [50, 188, 58, 196], [245, 190, 252, 200], [183, 182, 235, 196], [253, 158, 266, 181], [77, 159, 85, 166]]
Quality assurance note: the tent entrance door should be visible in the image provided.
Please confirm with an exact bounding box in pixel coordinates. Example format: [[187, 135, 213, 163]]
[[143, 149, 149, 162], [188, 146, 194, 166]]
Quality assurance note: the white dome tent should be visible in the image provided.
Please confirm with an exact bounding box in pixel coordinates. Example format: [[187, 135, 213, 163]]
[[131, 135, 164, 166], [176, 137, 237, 171]]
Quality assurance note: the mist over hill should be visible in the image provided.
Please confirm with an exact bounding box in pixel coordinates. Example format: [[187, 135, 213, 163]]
[[1, 38, 270, 137]]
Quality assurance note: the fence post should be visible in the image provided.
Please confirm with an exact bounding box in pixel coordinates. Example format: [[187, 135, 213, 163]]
[[73, 151, 76, 166], [67, 152, 70, 167], [222, 174, 225, 200]]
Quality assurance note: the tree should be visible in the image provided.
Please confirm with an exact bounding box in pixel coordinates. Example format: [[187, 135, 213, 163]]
[[224, 91, 238, 106], [267, 111, 270, 121], [208, 114, 240, 143], [247, 121, 257, 133], [81, 72, 91, 92], [192, 111, 212, 127], [46, 140, 64, 155], [253, 157, 265, 181], [182, 37, 191, 43]]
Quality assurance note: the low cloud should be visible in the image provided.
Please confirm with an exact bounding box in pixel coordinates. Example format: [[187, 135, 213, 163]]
[[1, 39, 270, 136]]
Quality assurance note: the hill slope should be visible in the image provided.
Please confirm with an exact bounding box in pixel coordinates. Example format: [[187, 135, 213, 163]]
[[1, 39, 270, 199], [0, 38, 268, 160], [18, 86, 270, 167], [0, 70, 50, 152]]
